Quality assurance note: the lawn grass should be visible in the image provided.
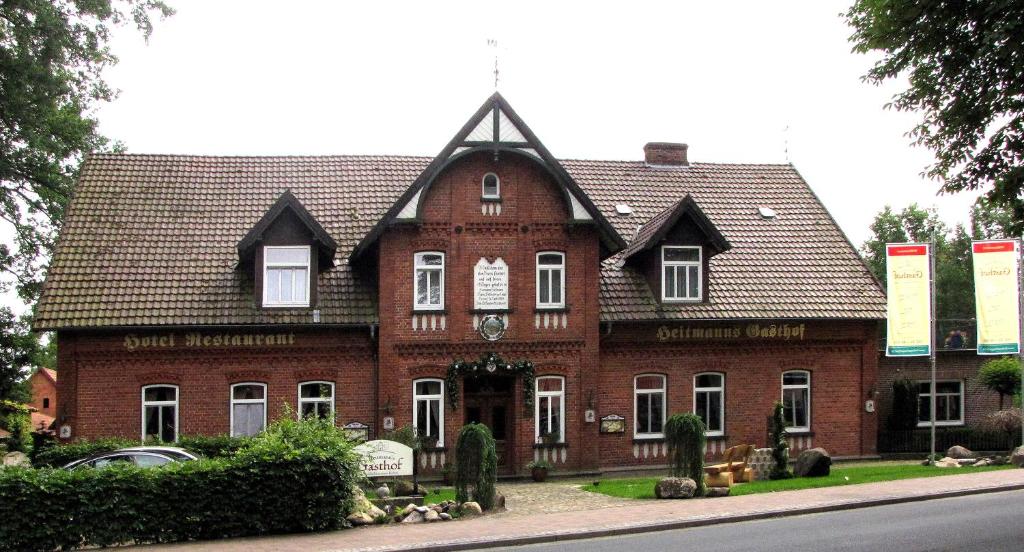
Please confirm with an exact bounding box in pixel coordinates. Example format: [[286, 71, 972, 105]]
[[581, 463, 1015, 500]]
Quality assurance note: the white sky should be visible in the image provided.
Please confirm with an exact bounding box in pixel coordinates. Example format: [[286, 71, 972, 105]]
[[8, 0, 985, 313]]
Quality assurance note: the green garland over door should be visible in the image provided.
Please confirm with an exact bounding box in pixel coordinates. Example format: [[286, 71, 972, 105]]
[[445, 352, 535, 410]]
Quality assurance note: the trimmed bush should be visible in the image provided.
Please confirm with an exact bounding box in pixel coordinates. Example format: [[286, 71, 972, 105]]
[[453, 423, 497, 510], [769, 401, 792, 480], [30, 434, 251, 468], [979, 357, 1022, 409], [0, 417, 362, 550], [888, 378, 919, 431], [664, 413, 706, 496], [176, 434, 250, 458]]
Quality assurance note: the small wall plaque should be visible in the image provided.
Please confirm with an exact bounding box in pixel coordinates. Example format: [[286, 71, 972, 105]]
[[585, 409, 596, 423], [59, 425, 72, 439], [382, 416, 395, 430], [599, 414, 625, 434], [342, 421, 370, 442]]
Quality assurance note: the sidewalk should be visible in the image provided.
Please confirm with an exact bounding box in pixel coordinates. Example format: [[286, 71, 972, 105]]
[[147, 469, 1024, 552]]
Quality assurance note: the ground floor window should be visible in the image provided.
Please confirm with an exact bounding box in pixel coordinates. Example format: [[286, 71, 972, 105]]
[[535, 376, 565, 443], [298, 381, 334, 420], [782, 370, 810, 432], [413, 379, 444, 446], [634, 374, 666, 438], [917, 380, 964, 426], [142, 385, 178, 442], [694, 373, 724, 436], [231, 382, 267, 437]]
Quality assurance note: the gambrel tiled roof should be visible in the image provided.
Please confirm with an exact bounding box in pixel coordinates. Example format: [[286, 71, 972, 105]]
[[34, 154, 885, 330]]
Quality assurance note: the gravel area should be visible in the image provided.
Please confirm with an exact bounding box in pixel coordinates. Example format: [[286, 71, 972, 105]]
[[496, 479, 630, 516]]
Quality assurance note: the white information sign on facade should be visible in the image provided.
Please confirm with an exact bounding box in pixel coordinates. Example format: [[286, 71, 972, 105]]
[[474, 257, 509, 310], [353, 439, 414, 478]]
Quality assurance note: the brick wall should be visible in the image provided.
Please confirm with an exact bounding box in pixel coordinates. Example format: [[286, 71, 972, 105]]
[[29, 371, 57, 418], [877, 350, 1003, 429], [55, 328, 375, 441]]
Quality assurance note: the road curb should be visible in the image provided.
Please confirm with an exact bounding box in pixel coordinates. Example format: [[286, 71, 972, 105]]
[[413, 482, 1024, 551]]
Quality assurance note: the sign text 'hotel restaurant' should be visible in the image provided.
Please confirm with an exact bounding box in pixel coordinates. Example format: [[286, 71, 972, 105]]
[[124, 332, 296, 351]]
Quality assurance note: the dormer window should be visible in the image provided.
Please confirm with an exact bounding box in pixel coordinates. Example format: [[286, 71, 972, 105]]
[[662, 245, 701, 301], [263, 246, 311, 307], [482, 173, 500, 199]]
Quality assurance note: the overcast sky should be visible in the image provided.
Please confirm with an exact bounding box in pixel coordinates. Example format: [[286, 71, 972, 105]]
[[96, 0, 975, 248]]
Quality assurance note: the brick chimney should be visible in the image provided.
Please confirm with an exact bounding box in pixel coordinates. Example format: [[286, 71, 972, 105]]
[[644, 142, 689, 166]]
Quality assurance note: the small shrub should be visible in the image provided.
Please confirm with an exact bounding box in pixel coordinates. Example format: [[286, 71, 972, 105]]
[[2, 412, 31, 453], [176, 433, 250, 458], [31, 437, 136, 468], [769, 402, 792, 480], [526, 459, 552, 470], [979, 408, 1022, 448], [664, 413, 706, 495], [454, 423, 497, 510], [979, 357, 1022, 409]]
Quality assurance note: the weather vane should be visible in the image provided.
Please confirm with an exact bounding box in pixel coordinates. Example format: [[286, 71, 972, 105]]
[[488, 38, 499, 89]]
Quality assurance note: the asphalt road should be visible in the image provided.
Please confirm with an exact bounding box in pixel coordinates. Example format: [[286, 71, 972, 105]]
[[485, 489, 1024, 552]]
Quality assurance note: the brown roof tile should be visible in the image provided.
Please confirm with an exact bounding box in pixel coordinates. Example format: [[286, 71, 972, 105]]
[[34, 155, 885, 330]]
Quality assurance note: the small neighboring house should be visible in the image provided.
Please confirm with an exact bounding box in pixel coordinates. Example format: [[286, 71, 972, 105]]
[[28, 368, 57, 433]]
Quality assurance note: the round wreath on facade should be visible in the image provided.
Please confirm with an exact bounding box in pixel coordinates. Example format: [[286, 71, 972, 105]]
[[446, 352, 535, 409]]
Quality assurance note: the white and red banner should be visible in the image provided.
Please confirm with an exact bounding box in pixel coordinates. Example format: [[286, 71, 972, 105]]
[[886, 244, 932, 357], [972, 240, 1021, 355]]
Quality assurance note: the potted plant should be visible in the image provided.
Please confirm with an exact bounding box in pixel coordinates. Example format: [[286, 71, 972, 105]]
[[527, 459, 552, 482], [441, 463, 452, 485], [540, 429, 561, 445]]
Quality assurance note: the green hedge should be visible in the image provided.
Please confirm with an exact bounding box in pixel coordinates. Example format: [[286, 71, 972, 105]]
[[31, 434, 251, 468], [1, 418, 362, 550]]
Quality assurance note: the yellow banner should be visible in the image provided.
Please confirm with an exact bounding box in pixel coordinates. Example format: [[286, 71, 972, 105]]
[[886, 244, 932, 356], [973, 240, 1021, 355]]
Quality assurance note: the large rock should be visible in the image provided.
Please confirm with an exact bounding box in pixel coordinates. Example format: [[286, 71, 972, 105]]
[[934, 457, 961, 468], [2, 452, 29, 467], [654, 477, 697, 499], [401, 510, 426, 523], [424, 509, 441, 522], [461, 501, 483, 516], [346, 512, 375, 526], [793, 448, 832, 477], [367, 505, 386, 519], [704, 486, 730, 498], [946, 445, 977, 460], [1011, 446, 1024, 468]]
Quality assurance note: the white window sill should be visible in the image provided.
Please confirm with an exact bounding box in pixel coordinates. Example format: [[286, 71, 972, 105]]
[[263, 303, 310, 308], [633, 434, 665, 440], [784, 427, 811, 434], [916, 421, 965, 428]]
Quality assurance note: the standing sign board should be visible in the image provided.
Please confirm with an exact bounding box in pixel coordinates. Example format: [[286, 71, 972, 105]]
[[353, 440, 414, 478], [972, 240, 1021, 355], [886, 244, 932, 357]]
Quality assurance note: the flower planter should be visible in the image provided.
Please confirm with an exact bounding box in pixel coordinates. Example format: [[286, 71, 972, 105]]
[[531, 467, 549, 482]]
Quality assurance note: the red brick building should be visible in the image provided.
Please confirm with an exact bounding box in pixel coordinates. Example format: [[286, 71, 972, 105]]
[[35, 94, 886, 475]]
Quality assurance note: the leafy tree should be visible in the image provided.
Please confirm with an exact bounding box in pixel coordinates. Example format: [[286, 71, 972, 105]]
[[453, 423, 497, 510], [846, 1, 1024, 234], [978, 357, 1022, 410], [0, 0, 172, 399], [663, 413, 706, 496], [768, 402, 791, 480], [888, 378, 919, 431]]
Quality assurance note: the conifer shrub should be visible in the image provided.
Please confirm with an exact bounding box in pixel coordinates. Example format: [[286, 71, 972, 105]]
[[888, 378, 919, 431], [664, 413, 706, 496], [453, 423, 497, 510], [769, 401, 792, 480]]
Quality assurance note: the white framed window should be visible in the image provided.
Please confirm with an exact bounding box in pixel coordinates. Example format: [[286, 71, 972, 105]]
[[634, 374, 666, 438], [298, 381, 335, 420], [536, 252, 565, 309], [263, 246, 311, 307], [782, 371, 811, 432], [535, 376, 565, 443], [482, 172, 500, 199], [413, 252, 445, 311], [413, 379, 444, 445], [917, 380, 964, 426], [694, 373, 725, 436], [230, 382, 267, 437], [142, 385, 178, 442], [662, 246, 702, 301]]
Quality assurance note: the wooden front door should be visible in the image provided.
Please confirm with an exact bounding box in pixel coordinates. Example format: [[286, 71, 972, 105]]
[[463, 376, 515, 473]]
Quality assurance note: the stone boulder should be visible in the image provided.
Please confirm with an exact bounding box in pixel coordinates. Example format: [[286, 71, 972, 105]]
[[393, 480, 426, 496], [946, 445, 977, 460], [704, 486, 730, 498], [461, 501, 483, 516], [401, 510, 426, 523], [934, 457, 961, 468], [654, 477, 697, 499], [2, 451, 29, 467], [424, 509, 441, 522], [346, 512, 375, 526], [1011, 446, 1024, 468], [793, 448, 832, 477]]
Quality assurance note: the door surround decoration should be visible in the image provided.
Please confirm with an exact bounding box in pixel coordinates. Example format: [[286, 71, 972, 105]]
[[446, 352, 535, 409]]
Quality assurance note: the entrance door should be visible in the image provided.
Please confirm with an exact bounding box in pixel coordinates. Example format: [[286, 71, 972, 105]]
[[463, 376, 514, 474]]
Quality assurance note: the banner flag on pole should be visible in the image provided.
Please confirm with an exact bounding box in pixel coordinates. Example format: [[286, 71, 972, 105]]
[[886, 244, 932, 357], [972, 239, 1021, 355]]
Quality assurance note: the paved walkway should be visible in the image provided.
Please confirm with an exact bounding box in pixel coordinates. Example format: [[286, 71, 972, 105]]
[[145, 469, 1024, 552]]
